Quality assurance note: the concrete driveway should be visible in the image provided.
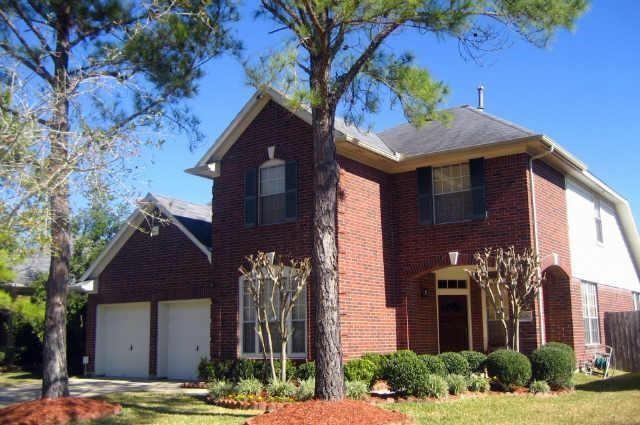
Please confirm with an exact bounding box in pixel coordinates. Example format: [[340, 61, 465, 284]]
[[0, 377, 207, 406]]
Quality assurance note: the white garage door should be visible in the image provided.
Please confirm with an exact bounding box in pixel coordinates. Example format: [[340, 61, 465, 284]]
[[95, 302, 150, 378], [157, 299, 211, 380]]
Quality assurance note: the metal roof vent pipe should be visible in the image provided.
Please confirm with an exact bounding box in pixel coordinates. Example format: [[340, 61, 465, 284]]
[[477, 85, 485, 111]]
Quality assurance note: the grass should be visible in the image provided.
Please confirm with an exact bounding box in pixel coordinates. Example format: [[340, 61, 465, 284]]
[[383, 371, 640, 425], [84, 393, 259, 425], [0, 370, 41, 386]]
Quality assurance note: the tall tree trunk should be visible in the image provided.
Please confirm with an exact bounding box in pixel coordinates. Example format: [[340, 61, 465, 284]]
[[310, 58, 344, 400], [42, 4, 71, 399]]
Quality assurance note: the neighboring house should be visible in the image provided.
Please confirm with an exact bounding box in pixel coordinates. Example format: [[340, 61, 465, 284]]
[[80, 88, 640, 380], [1, 250, 49, 296]]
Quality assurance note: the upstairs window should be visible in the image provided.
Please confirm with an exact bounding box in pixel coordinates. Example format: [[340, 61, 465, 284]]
[[260, 164, 286, 225], [581, 281, 600, 345], [594, 198, 604, 244], [633, 292, 640, 311]]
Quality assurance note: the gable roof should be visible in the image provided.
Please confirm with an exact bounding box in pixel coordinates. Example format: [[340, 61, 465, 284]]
[[79, 193, 211, 282]]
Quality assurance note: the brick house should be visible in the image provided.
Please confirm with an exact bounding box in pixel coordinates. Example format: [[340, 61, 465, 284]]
[[80, 88, 640, 379]]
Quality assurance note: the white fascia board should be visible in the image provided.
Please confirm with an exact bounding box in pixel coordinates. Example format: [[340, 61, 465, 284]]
[[70, 279, 97, 294]]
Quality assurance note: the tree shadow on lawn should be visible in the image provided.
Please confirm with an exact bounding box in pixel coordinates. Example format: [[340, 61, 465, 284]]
[[575, 372, 640, 393]]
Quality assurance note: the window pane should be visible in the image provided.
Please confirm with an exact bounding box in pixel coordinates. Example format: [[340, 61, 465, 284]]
[[261, 193, 286, 224], [291, 321, 305, 353], [434, 190, 473, 223], [260, 165, 285, 196], [243, 322, 256, 353]]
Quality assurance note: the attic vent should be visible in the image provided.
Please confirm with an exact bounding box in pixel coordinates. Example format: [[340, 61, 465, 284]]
[[477, 85, 485, 110]]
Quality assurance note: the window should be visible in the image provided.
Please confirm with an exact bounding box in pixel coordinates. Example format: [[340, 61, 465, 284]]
[[260, 164, 286, 225], [581, 281, 600, 345], [633, 292, 640, 311], [240, 277, 307, 357], [594, 198, 604, 244], [433, 163, 474, 224], [438, 279, 467, 289], [485, 283, 532, 322]]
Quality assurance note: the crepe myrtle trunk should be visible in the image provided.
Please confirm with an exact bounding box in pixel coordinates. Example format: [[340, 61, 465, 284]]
[[310, 58, 345, 400], [42, 4, 71, 399]]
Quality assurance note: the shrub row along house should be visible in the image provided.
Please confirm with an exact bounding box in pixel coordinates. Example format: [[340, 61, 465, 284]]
[[77, 88, 640, 380]]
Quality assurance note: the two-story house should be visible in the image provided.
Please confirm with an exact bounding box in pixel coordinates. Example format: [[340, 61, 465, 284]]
[[79, 88, 640, 380]]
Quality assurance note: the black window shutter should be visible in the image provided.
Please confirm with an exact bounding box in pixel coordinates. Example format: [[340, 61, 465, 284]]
[[285, 160, 298, 221], [469, 158, 486, 220], [417, 167, 433, 225], [244, 167, 257, 227]]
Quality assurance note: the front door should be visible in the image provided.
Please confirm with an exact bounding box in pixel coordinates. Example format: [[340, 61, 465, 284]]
[[438, 295, 469, 352]]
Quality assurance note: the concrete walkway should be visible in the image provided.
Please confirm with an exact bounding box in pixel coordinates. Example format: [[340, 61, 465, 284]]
[[0, 377, 207, 406]]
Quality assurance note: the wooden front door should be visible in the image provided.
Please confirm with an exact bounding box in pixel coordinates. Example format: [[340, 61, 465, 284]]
[[438, 295, 469, 352]]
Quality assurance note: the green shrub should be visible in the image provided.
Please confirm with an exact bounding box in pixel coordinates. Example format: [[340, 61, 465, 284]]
[[344, 358, 377, 384], [231, 359, 260, 381], [529, 380, 551, 394], [418, 374, 448, 399], [0, 350, 5, 365], [296, 362, 316, 380], [361, 353, 387, 381], [267, 380, 297, 398], [438, 352, 470, 376], [467, 374, 491, 393], [445, 374, 468, 395], [271, 360, 297, 382], [530, 345, 575, 389], [543, 342, 575, 356], [234, 378, 263, 396], [486, 349, 532, 391], [208, 380, 233, 400], [295, 378, 315, 401], [460, 351, 487, 373], [383, 350, 429, 396], [346, 380, 369, 400], [418, 355, 447, 376]]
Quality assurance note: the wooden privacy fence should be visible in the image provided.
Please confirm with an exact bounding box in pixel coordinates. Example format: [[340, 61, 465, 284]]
[[604, 310, 640, 372]]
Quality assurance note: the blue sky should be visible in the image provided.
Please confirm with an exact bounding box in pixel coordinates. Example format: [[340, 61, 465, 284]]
[[136, 0, 640, 225]]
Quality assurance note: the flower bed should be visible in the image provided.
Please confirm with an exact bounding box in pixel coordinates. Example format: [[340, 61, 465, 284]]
[[0, 397, 121, 425], [181, 381, 208, 389], [207, 394, 291, 411]]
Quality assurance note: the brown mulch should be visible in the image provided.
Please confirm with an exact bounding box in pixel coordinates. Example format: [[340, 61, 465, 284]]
[[0, 397, 122, 425], [245, 400, 412, 425]]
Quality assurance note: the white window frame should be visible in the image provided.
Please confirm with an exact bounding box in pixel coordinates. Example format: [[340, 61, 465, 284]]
[[581, 281, 600, 346], [633, 292, 640, 311], [258, 160, 286, 225], [432, 162, 473, 224], [238, 273, 307, 359], [593, 197, 604, 245]]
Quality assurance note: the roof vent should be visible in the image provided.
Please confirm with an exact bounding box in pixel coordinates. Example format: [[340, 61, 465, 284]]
[[477, 85, 485, 110]]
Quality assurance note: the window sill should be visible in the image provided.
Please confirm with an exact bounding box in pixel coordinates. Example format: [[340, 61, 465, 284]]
[[239, 353, 307, 360]]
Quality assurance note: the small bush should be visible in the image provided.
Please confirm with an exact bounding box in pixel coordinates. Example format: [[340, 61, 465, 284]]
[[460, 351, 487, 374], [467, 374, 491, 393], [486, 349, 532, 391], [543, 342, 575, 356], [295, 378, 315, 401], [530, 345, 576, 389], [344, 358, 377, 384], [438, 352, 470, 376], [446, 374, 468, 395], [418, 374, 448, 399], [0, 350, 5, 365], [529, 380, 551, 394], [231, 359, 261, 381], [267, 380, 297, 398], [296, 362, 316, 380], [361, 353, 387, 381], [199, 359, 234, 382], [272, 360, 297, 382], [234, 378, 263, 396], [346, 380, 369, 400], [208, 380, 233, 400], [418, 355, 447, 376], [384, 350, 429, 396]]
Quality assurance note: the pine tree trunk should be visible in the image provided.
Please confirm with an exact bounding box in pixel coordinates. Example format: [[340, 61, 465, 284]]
[[310, 60, 344, 400], [42, 4, 71, 399]]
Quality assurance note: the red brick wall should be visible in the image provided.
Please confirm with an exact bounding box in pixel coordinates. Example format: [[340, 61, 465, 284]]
[[337, 156, 398, 359], [210, 101, 315, 360], [86, 220, 212, 375]]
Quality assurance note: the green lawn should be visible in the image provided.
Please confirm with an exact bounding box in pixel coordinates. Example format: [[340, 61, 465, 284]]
[[384, 372, 640, 425], [0, 370, 41, 386]]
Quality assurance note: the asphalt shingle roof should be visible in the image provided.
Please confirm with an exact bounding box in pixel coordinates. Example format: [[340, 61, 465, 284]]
[[151, 194, 212, 249]]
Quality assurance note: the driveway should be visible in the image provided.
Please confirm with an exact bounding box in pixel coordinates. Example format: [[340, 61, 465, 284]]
[[0, 377, 207, 406]]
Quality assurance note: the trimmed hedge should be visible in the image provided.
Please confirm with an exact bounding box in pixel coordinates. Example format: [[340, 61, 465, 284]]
[[197, 358, 297, 383], [344, 358, 377, 384], [438, 352, 470, 376], [486, 349, 532, 391], [419, 355, 447, 376], [383, 350, 430, 396], [530, 344, 576, 389], [361, 353, 387, 381], [296, 361, 316, 380], [460, 351, 487, 373]]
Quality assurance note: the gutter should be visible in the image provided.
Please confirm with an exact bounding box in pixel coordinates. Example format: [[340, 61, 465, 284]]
[[529, 144, 555, 346]]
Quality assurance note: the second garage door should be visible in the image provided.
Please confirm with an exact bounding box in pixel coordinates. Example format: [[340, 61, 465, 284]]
[[157, 299, 211, 380]]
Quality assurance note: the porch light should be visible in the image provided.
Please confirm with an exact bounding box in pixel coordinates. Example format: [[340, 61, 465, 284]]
[[448, 251, 459, 265]]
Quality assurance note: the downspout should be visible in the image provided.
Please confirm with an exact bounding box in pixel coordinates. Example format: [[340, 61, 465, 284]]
[[529, 144, 555, 346]]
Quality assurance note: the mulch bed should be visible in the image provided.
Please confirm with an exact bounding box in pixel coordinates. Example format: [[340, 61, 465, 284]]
[[181, 381, 208, 389], [0, 397, 122, 425], [245, 400, 412, 425], [207, 395, 291, 411]]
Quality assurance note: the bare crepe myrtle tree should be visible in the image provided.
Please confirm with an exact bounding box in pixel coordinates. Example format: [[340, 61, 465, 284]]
[[239, 251, 311, 382], [466, 246, 544, 352]]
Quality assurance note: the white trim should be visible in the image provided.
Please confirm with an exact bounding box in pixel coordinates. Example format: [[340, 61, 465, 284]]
[[80, 194, 211, 281]]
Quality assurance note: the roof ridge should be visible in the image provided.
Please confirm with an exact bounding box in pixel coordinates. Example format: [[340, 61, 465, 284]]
[[376, 105, 469, 136], [461, 105, 536, 135]]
